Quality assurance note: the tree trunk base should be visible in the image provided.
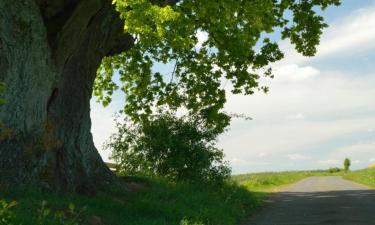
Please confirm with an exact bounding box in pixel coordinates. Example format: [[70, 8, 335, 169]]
[[0, 0, 131, 193]]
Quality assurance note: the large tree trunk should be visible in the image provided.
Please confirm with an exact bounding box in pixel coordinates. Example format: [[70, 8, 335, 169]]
[[0, 0, 132, 193]]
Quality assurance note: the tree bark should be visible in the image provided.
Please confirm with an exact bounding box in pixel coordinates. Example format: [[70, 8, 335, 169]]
[[0, 0, 133, 193]]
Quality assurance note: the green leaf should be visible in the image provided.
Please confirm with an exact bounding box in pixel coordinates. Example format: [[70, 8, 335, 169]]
[[94, 0, 341, 126]]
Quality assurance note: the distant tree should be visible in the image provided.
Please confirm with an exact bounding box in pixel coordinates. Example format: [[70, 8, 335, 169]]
[[328, 167, 341, 173], [344, 158, 351, 172]]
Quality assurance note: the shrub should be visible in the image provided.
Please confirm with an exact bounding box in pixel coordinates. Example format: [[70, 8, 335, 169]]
[[106, 111, 231, 184], [328, 167, 341, 173]]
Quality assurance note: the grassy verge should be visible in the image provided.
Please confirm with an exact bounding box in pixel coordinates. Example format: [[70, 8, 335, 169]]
[[342, 168, 375, 187], [232, 170, 329, 191], [0, 177, 264, 225], [1, 170, 341, 224]]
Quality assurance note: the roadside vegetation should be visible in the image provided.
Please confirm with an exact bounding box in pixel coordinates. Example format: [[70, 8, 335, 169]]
[[233, 166, 375, 193], [3, 166, 375, 224], [1, 154, 364, 225], [342, 168, 375, 188], [232, 171, 329, 191], [0, 177, 264, 225], [3, 169, 339, 225]]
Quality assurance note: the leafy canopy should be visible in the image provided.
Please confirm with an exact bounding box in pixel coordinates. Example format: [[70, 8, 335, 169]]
[[94, 0, 340, 121]]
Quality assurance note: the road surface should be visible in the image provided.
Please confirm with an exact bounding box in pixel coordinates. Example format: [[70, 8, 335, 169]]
[[245, 176, 375, 225]]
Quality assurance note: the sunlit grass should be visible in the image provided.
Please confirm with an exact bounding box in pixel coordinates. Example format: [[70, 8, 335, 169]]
[[342, 168, 375, 187], [232, 170, 332, 191]]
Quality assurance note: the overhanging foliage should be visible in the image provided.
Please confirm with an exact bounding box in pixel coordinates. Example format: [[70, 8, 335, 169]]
[[94, 0, 340, 124]]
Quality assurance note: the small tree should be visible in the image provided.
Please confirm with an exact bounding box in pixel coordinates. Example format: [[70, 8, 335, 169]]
[[106, 111, 231, 184], [344, 158, 351, 172]]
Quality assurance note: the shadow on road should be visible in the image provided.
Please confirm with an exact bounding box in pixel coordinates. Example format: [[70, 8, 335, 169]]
[[245, 189, 375, 225]]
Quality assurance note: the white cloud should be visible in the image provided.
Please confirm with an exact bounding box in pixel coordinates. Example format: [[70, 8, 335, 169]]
[[336, 142, 375, 155], [317, 6, 375, 57], [274, 64, 320, 82], [323, 142, 375, 166], [230, 158, 243, 163], [90, 100, 120, 162], [318, 159, 340, 165], [352, 160, 361, 164], [196, 30, 208, 49], [230, 158, 270, 166], [288, 154, 312, 161], [287, 113, 305, 120], [278, 3, 375, 65], [222, 66, 375, 172], [257, 152, 267, 158]]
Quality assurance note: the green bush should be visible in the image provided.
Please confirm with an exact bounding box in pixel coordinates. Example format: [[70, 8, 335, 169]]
[[328, 167, 341, 173], [106, 112, 231, 184]]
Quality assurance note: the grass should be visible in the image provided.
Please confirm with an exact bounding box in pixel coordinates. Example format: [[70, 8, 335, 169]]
[[232, 170, 329, 191], [1, 170, 349, 224], [0, 177, 264, 225], [342, 168, 375, 187]]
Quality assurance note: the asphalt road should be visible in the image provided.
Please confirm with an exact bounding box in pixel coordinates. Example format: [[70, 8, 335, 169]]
[[245, 176, 375, 225]]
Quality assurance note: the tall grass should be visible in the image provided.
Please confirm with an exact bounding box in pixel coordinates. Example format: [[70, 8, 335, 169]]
[[0, 177, 263, 225]]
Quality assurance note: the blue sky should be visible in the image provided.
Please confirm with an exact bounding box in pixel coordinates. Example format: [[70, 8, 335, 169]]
[[91, 0, 375, 174]]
